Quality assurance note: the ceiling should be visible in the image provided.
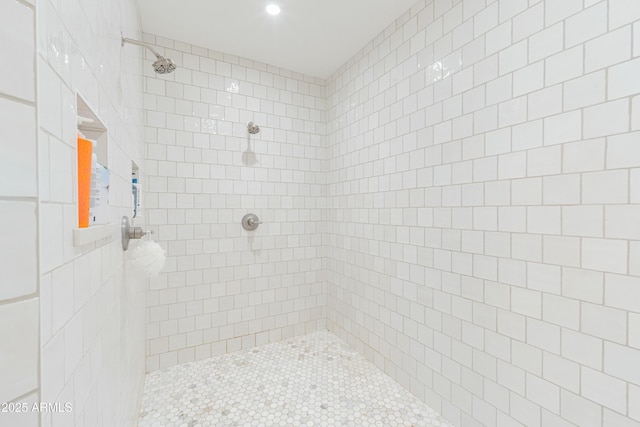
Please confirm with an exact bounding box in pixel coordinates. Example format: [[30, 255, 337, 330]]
[[137, 0, 418, 79]]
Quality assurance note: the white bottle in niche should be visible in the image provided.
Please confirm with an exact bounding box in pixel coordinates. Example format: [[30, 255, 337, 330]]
[[132, 174, 142, 218], [89, 141, 97, 221], [91, 164, 110, 225], [89, 140, 110, 226]]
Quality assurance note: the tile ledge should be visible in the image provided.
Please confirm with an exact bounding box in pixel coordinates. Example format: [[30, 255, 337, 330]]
[[73, 223, 118, 246]]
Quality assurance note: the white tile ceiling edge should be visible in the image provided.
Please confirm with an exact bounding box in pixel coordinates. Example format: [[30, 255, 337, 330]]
[[138, 0, 420, 79]]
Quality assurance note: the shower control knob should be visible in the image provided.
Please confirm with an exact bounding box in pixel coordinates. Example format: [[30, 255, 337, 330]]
[[242, 214, 262, 231]]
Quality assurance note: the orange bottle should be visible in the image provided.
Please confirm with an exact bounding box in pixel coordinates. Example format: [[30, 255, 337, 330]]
[[77, 136, 93, 228]]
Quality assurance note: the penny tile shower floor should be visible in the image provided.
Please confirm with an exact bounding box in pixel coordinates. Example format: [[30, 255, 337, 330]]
[[138, 331, 453, 427]]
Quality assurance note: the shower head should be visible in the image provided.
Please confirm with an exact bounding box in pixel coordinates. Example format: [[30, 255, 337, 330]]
[[121, 36, 177, 74], [247, 121, 260, 134], [152, 56, 177, 74]]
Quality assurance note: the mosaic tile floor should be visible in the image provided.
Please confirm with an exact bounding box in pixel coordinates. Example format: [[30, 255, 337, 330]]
[[138, 331, 453, 427]]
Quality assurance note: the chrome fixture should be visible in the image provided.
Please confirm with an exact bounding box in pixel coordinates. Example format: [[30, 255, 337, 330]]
[[121, 35, 177, 74], [241, 213, 262, 231], [121, 216, 153, 250], [247, 121, 260, 134]]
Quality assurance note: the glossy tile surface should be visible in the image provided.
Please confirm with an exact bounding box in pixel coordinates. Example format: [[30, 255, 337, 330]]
[[142, 34, 327, 373], [139, 331, 452, 427], [0, 299, 38, 403], [0, 0, 35, 101]]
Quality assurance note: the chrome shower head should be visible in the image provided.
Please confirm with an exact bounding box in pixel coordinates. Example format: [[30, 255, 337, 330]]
[[122, 36, 177, 74], [152, 56, 177, 74], [247, 121, 260, 134]]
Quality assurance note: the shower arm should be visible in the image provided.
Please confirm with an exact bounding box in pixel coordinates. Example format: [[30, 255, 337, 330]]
[[121, 36, 163, 59]]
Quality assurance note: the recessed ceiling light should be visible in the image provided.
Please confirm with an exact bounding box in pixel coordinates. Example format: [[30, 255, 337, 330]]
[[266, 4, 281, 15]]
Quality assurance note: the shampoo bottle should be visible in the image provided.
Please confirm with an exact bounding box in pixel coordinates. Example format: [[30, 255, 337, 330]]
[[77, 133, 92, 228]]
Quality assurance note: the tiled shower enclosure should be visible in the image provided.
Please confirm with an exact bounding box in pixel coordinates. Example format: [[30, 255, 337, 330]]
[[1, 0, 640, 426], [142, 0, 640, 425]]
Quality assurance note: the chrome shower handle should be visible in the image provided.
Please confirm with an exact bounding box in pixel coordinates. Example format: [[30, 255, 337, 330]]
[[130, 228, 154, 239], [242, 214, 262, 231]]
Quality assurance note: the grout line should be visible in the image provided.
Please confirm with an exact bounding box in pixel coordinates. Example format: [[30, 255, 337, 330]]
[[0, 196, 38, 202], [5, 388, 39, 404], [0, 92, 36, 107], [0, 293, 39, 307]]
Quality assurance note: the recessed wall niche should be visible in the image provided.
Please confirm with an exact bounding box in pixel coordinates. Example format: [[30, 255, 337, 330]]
[[73, 94, 115, 245]]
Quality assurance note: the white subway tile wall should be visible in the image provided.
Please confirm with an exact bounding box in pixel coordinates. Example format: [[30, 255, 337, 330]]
[[0, 0, 39, 419], [30, 0, 145, 426], [142, 34, 328, 371], [3, 0, 639, 426], [326, 1, 640, 427]]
